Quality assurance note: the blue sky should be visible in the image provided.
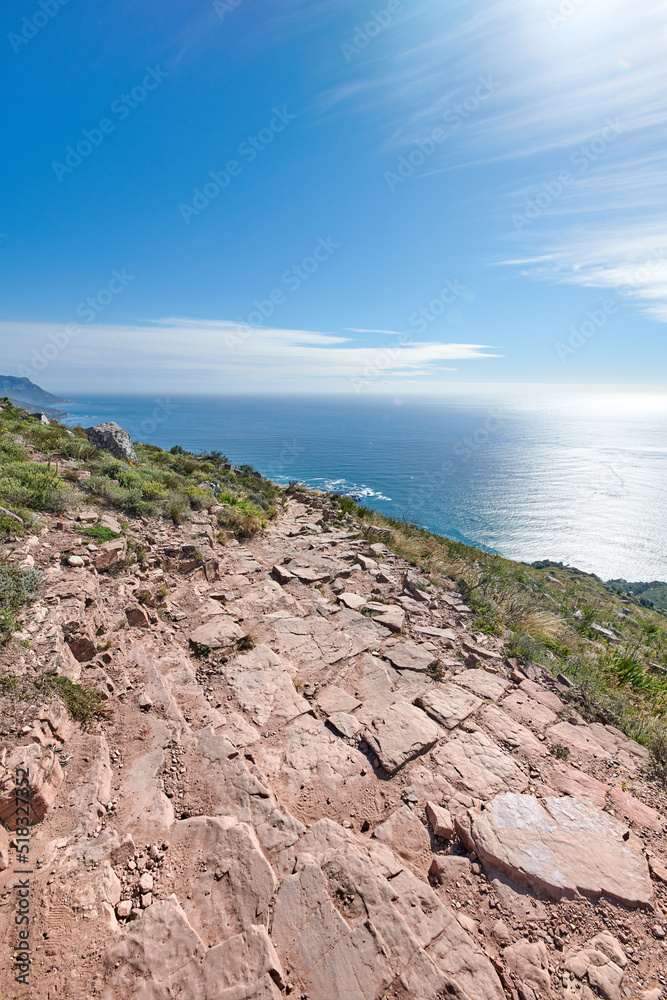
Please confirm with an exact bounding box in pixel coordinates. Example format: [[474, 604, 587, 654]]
[[1, 0, 666, 394]]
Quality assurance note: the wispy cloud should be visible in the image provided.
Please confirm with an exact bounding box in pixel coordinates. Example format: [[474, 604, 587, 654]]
[[4, 318, 501, 393], [298, 0, 667, 323]]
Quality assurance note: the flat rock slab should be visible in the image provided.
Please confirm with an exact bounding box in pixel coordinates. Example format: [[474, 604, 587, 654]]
[[415, 684, 482, 730], [317, 685, 362, 716], [372, 804, 432, 873], [221, 645, 311, 727], [327, 712, 362, 738], [269, 611, 390, 666], [519, 678, 565, 713], [370, 606, 406, 633], [285, 557, 339, 583], [0, 744, 63, 828], [608, 787, 665, 832], [363, 702, 441, 774], [338, 592, 366, 611], [413, 626, 457, 642], [501, 690, 558, 728], [546, 721, 649, 770], [384, 641, 439, 673], [432, 731, 528, 800], [544, 761, 609, 809], [453, 670, 511, 702], [480, 705, 543, 756], [189, 616, 244, 649], [470, 792, 653, 908]]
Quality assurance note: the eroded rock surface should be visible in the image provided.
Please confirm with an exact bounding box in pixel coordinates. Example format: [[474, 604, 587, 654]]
[[470, 792, 653, 907], [0, 490, 664, 1000]]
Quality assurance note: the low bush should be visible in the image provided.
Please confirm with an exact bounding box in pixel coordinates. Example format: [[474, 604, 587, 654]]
[[0, 561, 41, 642]]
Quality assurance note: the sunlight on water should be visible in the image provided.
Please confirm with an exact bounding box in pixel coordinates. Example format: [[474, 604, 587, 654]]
[[63, 390, 667, 581]]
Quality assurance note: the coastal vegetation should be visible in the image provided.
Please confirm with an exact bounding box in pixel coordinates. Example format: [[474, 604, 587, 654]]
[[326, 493, 667, 779], [1, 395, 667, 778]]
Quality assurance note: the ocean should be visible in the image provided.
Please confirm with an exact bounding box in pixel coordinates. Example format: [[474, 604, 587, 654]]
[[60, 391, 667, 582]]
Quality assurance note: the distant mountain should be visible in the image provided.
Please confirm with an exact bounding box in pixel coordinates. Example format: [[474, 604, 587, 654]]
[[0, 375, 70, 407]]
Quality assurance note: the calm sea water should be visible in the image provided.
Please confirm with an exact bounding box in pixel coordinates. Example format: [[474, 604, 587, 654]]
[[60, 392, 667, 582]]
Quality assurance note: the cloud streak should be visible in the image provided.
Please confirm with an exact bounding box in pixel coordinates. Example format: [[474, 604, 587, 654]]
[[5, 318, 501, 393]]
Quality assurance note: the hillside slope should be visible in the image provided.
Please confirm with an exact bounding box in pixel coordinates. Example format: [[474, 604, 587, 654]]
[[1, 403, 667, 1000], [0, 375, 70, 408]]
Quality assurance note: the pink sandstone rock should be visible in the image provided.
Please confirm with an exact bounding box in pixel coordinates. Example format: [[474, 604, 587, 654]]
[[469, 792, 653, 908], [0, 744, 63, 828], [608, 787, 665, 832]]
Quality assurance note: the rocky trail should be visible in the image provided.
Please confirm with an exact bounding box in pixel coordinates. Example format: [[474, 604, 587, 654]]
[[1, 491, 667, 1000]]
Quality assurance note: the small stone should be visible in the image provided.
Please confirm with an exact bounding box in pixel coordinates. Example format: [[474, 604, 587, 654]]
[[138, 692, 153, 711], [425, 801, 455, 840], [116, 900, 132, 919], [653, 925, 666, 939], [67, 555, 85, 567], [140, 892, 153, 908], [138, 873, 154, 893], [126, 607, 148, 628], [149, 845, 160, 861]]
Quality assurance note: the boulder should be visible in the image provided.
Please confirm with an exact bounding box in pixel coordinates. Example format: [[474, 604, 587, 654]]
[[85, 421, 137, 463], [0, 744, 63, 828], [469, 792, 653, 907]]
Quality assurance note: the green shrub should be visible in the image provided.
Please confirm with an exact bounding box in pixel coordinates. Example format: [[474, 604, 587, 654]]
[[0, 561, 41, 642], [38, 673, 111, 725], [0, 461, 71, 512], [73, 523, 120, 543]]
